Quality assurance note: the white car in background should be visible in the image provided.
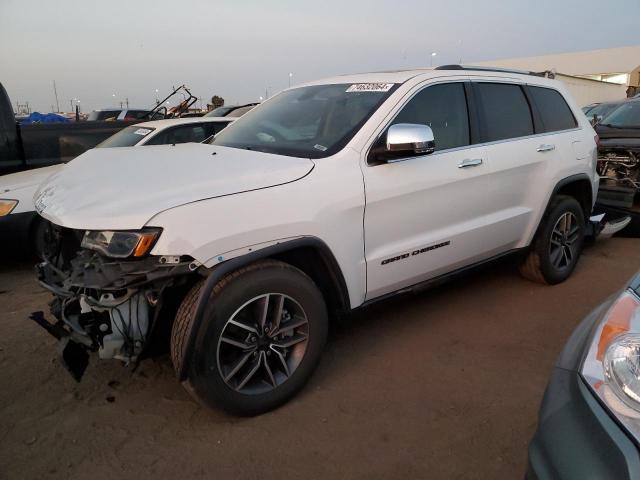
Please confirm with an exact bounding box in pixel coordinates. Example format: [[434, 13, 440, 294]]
[[0, 116, 234, 255]]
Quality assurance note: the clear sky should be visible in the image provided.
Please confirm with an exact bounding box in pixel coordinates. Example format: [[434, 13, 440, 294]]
[[1, 0, 639, 113]]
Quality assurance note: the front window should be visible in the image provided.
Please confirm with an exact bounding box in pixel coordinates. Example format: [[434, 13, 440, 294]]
[[390, 82, 470, 151], [144, 124, 210, 145], [601, 102, 640, 128], [96, 126, 155, 148], [211, 83, 397, 158]]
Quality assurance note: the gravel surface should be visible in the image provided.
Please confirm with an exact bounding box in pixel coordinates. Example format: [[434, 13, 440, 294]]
[[1, 238, 639, 479]]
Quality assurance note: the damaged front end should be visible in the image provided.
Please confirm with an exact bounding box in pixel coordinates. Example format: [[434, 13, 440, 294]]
[[598, 149, 640, 192], [32, 223, 198, 381]]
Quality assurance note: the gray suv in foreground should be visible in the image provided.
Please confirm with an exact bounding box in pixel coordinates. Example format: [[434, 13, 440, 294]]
[[527, 272, 640, 479]]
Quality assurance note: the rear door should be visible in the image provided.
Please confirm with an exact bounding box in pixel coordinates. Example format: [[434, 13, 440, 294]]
[[473, 81, 583, 249], [470, 80, 564, 250], [362, 81, 496, 300]]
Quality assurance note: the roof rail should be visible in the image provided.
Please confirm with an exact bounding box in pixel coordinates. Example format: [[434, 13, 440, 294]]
[[435, 64, 552, 78]]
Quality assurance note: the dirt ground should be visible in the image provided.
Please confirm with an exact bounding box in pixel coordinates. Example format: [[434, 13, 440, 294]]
[[1, 238, 639, 480]]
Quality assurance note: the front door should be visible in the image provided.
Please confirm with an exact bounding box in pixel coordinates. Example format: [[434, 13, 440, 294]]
[[362, 81, 496, 300]]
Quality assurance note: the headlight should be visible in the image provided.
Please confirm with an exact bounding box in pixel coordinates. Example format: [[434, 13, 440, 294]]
[[581, 287, 640, 437], [81, 228, 160, 258], [0, 199, 18, 216]]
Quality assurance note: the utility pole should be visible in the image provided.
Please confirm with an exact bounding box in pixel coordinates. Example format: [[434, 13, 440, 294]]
[[126, 97, 129, 108], [53, 80, 60, 112]]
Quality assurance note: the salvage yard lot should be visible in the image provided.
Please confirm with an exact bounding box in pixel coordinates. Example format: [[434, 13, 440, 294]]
[[1, 238, 639, 480]]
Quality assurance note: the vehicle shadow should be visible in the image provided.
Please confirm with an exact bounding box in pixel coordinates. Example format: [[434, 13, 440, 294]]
[[309, 254, 520, 388]]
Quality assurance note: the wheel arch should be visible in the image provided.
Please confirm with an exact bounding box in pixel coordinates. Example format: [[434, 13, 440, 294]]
[[550, 174, 594, 217], [177, 236, 350, 381]]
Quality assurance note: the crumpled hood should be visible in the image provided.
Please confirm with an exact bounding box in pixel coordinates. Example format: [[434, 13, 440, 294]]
[[596, 125, 640, 150], [0, 165, 62, 194], [34, 143, 314, 230]]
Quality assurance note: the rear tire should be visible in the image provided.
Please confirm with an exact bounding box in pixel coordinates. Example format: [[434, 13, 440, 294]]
[[171, 260, 328, 416], [519, 195, 585, 285]]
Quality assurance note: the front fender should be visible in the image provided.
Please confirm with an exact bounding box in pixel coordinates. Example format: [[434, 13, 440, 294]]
[[176, 236, 350, 381]]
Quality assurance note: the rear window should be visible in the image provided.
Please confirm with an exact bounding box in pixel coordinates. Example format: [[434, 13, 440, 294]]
[[475, 83, 534, 142], [529, 86, 577, 132], [87, 110, 121, 121], [123, 109, 152, 120]]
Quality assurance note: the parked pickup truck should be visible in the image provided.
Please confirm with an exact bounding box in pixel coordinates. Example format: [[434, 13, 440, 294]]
[[33, 66, 599, 416], [0, 82, 135, 176]]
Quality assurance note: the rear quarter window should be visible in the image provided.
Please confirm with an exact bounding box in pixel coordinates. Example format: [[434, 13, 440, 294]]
[[529, 86, 577, 132], [475, 83, 534, 142]]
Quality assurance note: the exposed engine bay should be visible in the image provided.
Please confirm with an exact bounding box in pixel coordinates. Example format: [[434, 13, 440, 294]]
[[33, 224, 197, 380], [597, 149, 640, 191]]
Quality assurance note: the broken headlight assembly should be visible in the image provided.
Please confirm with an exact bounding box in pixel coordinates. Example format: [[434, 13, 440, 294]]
[[81, 228, 161, 258], [0, 199, 18, 216], [581, 282, 640, 440]]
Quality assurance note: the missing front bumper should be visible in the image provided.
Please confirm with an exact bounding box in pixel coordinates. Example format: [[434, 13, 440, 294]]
[[33, 250, 198, 380], [29, 310, 90, 381]]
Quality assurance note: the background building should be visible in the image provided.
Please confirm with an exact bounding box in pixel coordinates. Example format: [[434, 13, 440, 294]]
[[476, 45, 640, 106]]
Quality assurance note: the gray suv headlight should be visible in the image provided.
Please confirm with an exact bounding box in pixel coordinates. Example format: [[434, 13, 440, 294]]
[[81, 228, 161, 258], [581, 288, 640, 437]]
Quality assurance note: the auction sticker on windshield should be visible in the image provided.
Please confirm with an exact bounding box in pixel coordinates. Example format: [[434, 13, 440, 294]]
[[346, 83, 394, 93], [134, 128, 153, 136]]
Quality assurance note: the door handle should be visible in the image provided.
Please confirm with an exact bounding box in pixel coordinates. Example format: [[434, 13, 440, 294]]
[[457, 158, 483, 168], [537, 144, 555, 152]]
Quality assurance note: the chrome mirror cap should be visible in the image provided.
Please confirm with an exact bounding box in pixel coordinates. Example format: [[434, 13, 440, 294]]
[[386, 123, 435, 155]]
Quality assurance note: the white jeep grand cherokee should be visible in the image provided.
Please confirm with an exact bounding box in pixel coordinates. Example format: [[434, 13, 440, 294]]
[[33, 66, 598, 415]]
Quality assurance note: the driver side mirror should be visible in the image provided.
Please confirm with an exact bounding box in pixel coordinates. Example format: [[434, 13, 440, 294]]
[[591, 114, 602, 127], [386, 123, 435, 156]]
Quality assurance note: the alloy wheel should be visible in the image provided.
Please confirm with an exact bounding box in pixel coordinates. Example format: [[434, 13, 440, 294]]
[[216, 293, 309, 395], [549, 212, 580, 270]]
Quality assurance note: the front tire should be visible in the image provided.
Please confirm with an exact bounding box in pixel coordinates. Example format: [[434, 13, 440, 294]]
[[171, 260, 328, 416], [519, 195, 585, 284]]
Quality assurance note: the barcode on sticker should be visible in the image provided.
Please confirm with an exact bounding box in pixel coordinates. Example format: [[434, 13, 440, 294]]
[[346, 83, 394, 93], [134, 128, 152, 136]]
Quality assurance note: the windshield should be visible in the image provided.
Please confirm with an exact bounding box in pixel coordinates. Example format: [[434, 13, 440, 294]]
[[211, 83, 397, 158], [601, 102, 640, 128], [590, 102, 622, 119], [96, 126, 155, 147]]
